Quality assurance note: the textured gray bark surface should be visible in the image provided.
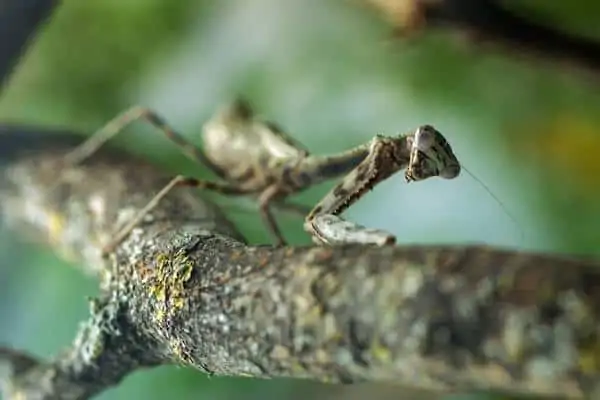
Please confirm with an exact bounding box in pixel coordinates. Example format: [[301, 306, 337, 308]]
[[0, 128, 600, 400], [2, 1, 600, 400]]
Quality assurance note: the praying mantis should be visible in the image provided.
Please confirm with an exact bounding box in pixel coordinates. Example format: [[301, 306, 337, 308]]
[[59, 99, 460, 256]]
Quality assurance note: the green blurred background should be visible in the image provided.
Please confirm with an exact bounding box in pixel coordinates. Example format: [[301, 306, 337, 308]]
[[2, 1, 600, 399]]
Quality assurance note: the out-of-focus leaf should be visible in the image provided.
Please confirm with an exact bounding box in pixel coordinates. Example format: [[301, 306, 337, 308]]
[[517, 115, 600, 196]]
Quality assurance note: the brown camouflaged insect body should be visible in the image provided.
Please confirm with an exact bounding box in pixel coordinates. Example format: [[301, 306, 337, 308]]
[[60, 100, 461, 252]]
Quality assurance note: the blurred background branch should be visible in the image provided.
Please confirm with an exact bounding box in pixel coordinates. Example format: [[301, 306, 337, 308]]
[[366, 0, 600, 78], [0, 0, 58, 90]]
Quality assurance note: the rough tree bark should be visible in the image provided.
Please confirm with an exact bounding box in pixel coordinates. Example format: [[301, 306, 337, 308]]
[[0, 127, 600, 400]]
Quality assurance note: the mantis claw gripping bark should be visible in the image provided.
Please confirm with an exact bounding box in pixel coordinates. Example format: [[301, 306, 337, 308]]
[[59, 100, 460, 254]]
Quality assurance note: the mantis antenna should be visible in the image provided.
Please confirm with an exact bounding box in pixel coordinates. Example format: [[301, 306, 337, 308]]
[[461, 163, 525, 243]]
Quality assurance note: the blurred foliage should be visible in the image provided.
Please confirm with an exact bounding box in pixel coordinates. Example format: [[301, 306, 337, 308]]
[[0, 0, 204, 125], [502, 0, 600, 39], [2, 0, 600, 399]]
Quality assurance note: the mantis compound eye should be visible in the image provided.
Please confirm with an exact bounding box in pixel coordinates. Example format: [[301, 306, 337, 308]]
[[413, 125, 437, 149]]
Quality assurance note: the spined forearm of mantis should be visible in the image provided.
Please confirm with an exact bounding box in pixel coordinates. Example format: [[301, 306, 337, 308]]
[[1, 125, 600, 400]]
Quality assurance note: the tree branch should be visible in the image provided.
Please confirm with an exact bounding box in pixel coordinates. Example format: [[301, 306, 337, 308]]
[[366, 0, 600, 77], [1, 125, 600, 399], [0, 0, 59, 91]]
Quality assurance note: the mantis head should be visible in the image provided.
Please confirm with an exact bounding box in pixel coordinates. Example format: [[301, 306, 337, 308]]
[[404, 125, 461, 182]]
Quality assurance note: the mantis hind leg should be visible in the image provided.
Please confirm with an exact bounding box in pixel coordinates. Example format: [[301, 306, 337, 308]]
[[62, 106, 226, 178], [257, 185, 289, 247], [101, 175, 249, 257]]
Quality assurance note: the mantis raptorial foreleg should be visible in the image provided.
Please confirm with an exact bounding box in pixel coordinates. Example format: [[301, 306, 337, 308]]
[[304, 126, 461, 246], [304, 135, 406, 246]]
